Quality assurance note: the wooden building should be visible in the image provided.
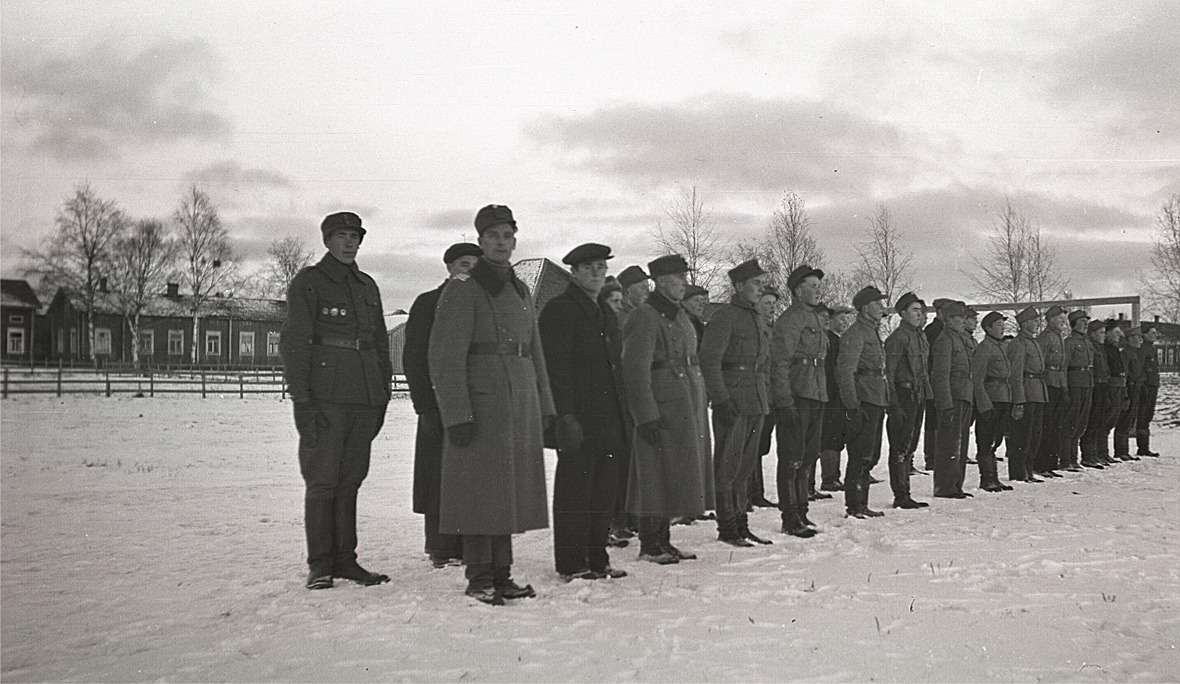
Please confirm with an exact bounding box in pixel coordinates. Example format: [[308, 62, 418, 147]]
[[1, 279, 42, 364]]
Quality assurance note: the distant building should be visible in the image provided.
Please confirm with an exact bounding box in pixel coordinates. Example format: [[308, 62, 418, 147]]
[[513, 258, 571, 313], [1, 279, 42, 364]]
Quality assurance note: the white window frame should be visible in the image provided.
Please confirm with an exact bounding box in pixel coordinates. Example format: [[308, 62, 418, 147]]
[[9, 314, 24, 324], [138, 329, 155, 356], [239, 331, 255, 358], [7, 328, 25, 355], [168, 330, 184, 356], [95, 327, 112, 355], [205, 331, 222, 357], [267, 331, 281, 357]]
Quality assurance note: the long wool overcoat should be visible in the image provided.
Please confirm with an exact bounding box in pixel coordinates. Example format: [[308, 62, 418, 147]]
[[620, 291, 714, 517], [428, 260, 555, 536]]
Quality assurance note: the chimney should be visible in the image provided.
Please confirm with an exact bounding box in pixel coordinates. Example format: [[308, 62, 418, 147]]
[[1155, 315, 1161, 323], [166, 282, 180, 298], [1118, 312, 1125, 320], [98, 277, 108, 292]]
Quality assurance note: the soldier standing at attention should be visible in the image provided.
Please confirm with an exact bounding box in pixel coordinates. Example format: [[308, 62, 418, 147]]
[[921, 299, 952, 473], [621, 255, 714, 564], [404, 242, 482, 568], [1136, 324, 1162, 457], [770, 265, 829, 535], [1098, 321, 1126, 465], [931, 301, 974, 499], [682, 285, 710, 348], [1004, 306, 1047, 483], [819, 305, 854, 492], [1080, 320, 1111, 468], [1035, 306, 1069, 478], [1061, 310, 1094, 472], [281, 211, 392, 590], [971, 312, 1015, 492], [539, 243, 630, 582], [700, 259, 773, 546], [616, 265, 651, 327], [884, 292, 931, 509], [1116, 327, 1146, 460], [429, 204, 555, 605], [751, 286, 782, 509], [836, 286, 891, 519]]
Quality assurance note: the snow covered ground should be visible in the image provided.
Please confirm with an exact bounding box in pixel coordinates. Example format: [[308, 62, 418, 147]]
[[2, 388, 1179, 683]]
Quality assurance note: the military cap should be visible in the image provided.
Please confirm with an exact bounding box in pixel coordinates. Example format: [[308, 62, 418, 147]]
[[762, 285, 781, 300], [1087, 319, 1106, 332], [786, 264, 825, 291], [981, 311, 1006, 329], [648, 254, 691, 277], [931, 298, 953, 311], [1104, 319, 1121, 332], [1068, 310, 1090, 325], [321, 211, 366, 243], [443, 242, 482, 264], [832, 304, 856, 315], [944, 301, 969, 318], [1126, 326, 1143, 338], [1015, 306, 1040, 324], [473, 204, 517, 234], [599, 279, 622, 298], [683, 284, 709, 300], [852, 285, 888, 310], [562, 242, 613, 267], [1044, 305, 1066, 320], [1142, 323, 1159, 334], [894, 292, 924, 313], [617, 265, 650, 289], [728, 259, 767, 285], [965, 306, 979, 318]]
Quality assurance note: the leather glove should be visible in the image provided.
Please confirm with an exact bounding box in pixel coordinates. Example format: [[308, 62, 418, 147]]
[[938, 408, 955, 427], [293, 400, 328, 446], [419, 408, 444, 441], [637, 419, 665, 448], [447, 422, 477, 447], [555, 414, 584, 453], [1011, 404, 1025, 421]]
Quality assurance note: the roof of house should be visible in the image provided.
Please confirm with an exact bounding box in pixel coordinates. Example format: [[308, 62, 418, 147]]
[[514, 258, 571, 312], [1, 279, 42, 310], [52, 288, 287, 322]]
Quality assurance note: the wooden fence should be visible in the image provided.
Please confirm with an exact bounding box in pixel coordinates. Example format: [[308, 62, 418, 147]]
[[1, 367, 408, 399]]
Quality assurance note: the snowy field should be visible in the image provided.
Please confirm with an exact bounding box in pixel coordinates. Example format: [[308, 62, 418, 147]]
[[2, 390, 1179, 683]]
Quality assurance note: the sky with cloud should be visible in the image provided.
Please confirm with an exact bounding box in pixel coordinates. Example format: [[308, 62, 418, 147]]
[[2, 0, 1176, 317]]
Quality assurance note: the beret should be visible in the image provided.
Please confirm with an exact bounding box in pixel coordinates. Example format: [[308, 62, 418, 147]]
[[617, 265, 650, 289], [852, 285, 887, 310], [321, 212, 366, 242], [562, 242, 613, 266], [894, 292, 924, 313], [443, 242, 481, 264], [786, 264, 825, 291], [965, 306, 979, 317], [1126, 326, 1143, 337], [728, 259, 767, 284], [648, 254, 691, 277], [473, 204, 517, 234]]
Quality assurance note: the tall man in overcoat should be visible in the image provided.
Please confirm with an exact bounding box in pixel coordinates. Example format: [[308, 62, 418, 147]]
[[836, 286, 892, 518], [404, 242, 481, 568], [1080, 319, 1111, 468], [772, 265, 829, 535], [539, 243, 630, 581], [1005, 306, 1047, 483], [1061, 310, 1094, 471], [972, 311, 1015, 492], [700, 259, 773, 546], [931, 301, 974, 498], [429, 204, 556, 605], [281, 211, 392, 590], [1035, 306, 1069, 478], [1115, 327, 1146, 460], [884, 292, 931, 509], [621, 254, 714, 565]]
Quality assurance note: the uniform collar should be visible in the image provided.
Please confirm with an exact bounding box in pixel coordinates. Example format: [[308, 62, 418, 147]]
[[317, 253, 359, 282], [729, 294, 757, 311], [647, 290, 681, 320], [470, 258, 524, 296]]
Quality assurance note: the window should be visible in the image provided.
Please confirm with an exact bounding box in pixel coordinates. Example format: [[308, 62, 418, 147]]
[[95, 328, 112, 355], [138, 330, 155, 356], [168, 330, 184, 355], [8, 314, 24, 324], [239, 331, 255, 358], [267, 332, 281, 357], [205, 330, 222, 356], [7, 329, 25, 355], [70, 328, 78, 354]]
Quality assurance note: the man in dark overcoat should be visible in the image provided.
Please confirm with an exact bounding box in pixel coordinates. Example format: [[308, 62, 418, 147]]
[[884, 292, 931, 509], [700, 259, 773, 546], [539, 243, 630, 581], [1036, 306, 1069, 477], [281, 211, 392, 590], [931, 301, 974, 498], [621, 254, 714, 564], [429, 204, 555, 605], [404, 242, 481, 568], [1005, 306, 1047, 483], [836, 285, 892, 518], [1136, 324, 1162, 457]]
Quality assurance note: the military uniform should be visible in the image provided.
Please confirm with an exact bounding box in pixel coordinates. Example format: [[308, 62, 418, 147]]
[[772, 267, 829, 533], [1005, 308, 1047, 482], [884, 293, 931, 507], [701, 261, 772, 545], [281, 212, 391, 589], [972, 315, 1013, 491], [1136, 336, 1161, 456], [931, 303, 973, 497], [1036, 310, 1068, 474], [1079, 324, 1111, 467], [1115, 330, 1146, 459], [1100, 333, 1127, 463], [819, 326, 847, 489], [1061, 316, 1094, 470], [921, 305, 950, 471]]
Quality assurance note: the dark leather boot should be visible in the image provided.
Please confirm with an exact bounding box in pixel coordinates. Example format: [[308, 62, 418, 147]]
[[781, 512, 817, 538]]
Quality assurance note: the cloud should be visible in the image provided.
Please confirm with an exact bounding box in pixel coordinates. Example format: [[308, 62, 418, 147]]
[[524, 93, 947, 197], [184, 161, 294, 192], [2, 37, 232, 161]]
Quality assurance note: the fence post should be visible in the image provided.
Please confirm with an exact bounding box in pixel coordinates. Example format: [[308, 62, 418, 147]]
[[105, 369, 111, 398], [201, 371, 207, 399], [239, 374, 244, 399], [56, 365, 62, 397], [2, 368, 8, 399], [149, 370, 155, 398]]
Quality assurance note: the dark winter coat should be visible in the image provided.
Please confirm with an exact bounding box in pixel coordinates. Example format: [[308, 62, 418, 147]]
[[1037, 329, 1067, 389], [1006, 331, 1047, 405], [771, 300, 829, 406], [885, 319, 931, 403], [1064, 331, 1094, 388], [932, 327, 973, 411], [701, 296, 772, 415], [836, 313, 891, 409], [972, 335, 1012, 413]]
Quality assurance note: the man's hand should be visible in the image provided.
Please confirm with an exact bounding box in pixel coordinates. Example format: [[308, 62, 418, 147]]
[[447, 422, 477, 447], [555, 414, 584, 453], [1011, 404, 1025, 421], [637, 419, 665, 448]]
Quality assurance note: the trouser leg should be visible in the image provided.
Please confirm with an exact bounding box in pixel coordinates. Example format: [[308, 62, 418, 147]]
[[1064, 387, 1092, 467], [1136, 384, 1158, 453], [886, 387, 918, 501], [587, 450, 618, 572], [1115, 384, 1140, 456], [639, 516, 668, 556], [933, 403, 963, 496], [1081, 386, 1109, 463], [844, 404, 882, 511], [923, 399, 938, 471], [1037, 388, 1065, 472], [957, 402, 971, 492], [554, 444, 595, 574], [907, 398, 925, 458], [819, 450, 841, 485]]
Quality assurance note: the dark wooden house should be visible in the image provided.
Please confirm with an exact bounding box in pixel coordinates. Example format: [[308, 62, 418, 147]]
[[1, 279, 42, 364]]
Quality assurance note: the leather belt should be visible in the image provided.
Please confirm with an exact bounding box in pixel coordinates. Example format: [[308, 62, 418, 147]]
[[1023, 371, 1044, 379], [312, 335, 374, 350], [984, 376, 1008, 383], [722, 361, 765, 372], [895, 381, 914, 390], [1068, 365, 1092, 371], [1045, 364, 1062, 371], [468, 341, 531, 357], [792, 358, 823, 367], [1108, 377, 1126, 387], [856, 369, 886, 377], [653, 355, 699, 370]]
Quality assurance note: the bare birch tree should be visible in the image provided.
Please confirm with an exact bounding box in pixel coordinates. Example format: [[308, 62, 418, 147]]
[[262, 236, 315, 299], [173, 186, 236, 363], [854, 204, 914, 300], [1143, 193, 1180, 321], [966, 200, 1068, 303], [22, 182, 126, 363], [761, 192, 825, 295], [109, 219, 178, 367], [651, 185, 727, 293]]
